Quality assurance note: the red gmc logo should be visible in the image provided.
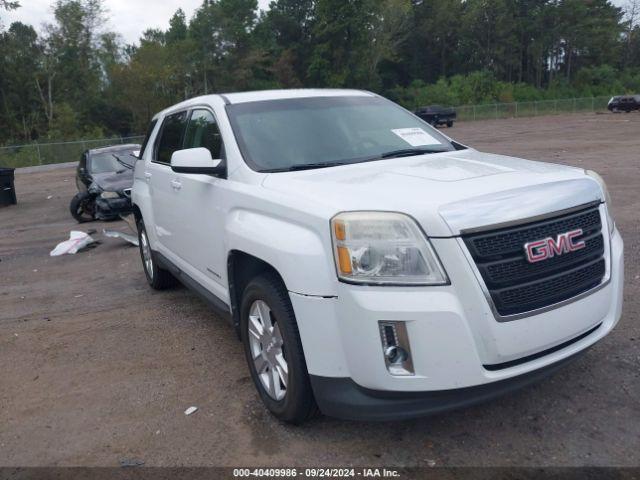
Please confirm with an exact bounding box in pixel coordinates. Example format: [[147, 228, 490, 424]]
[[524, 229, 585, 263]]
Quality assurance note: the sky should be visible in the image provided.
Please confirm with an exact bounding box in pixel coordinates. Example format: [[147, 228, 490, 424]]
[[2, 0, 630, 45], [2, 0, 272, 44]]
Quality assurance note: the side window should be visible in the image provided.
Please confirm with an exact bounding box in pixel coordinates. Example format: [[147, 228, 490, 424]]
[[155, 111, 188, 164], [138, 119, 158, 159], [183, 109, 224, 159]]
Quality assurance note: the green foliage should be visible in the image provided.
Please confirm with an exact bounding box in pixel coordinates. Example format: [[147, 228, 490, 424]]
[[47, 102, 79, 140], [386, 66, 640, 110], [1, 0, 639, 146]]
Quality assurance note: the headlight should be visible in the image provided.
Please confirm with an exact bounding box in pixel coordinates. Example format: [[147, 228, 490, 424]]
[[585, 170, 615, 234], [331, 212, 448, 285], [100, 191, 120, 199]]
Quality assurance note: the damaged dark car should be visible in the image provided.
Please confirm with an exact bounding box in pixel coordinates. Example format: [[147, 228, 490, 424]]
[[70, 144, 140, 223]]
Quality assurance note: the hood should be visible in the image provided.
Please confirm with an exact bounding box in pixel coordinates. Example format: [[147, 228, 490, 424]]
[[261, 149, 603, 237], [91, 169, 134, 193]]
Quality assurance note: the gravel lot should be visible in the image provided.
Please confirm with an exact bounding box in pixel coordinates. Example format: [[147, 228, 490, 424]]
[[0, 112, 638, 468]]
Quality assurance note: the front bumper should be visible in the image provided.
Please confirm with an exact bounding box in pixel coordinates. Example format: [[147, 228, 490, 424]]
[[289, 227, 623, 419], [95, 196, 132, 220], [310, 350, 585, 421]]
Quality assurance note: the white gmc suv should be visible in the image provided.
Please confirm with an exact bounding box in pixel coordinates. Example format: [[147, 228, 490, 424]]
[[132, 89, 624, 423]]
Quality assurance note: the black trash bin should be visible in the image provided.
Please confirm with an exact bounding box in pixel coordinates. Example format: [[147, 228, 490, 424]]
[[0, 168, 17, 206]]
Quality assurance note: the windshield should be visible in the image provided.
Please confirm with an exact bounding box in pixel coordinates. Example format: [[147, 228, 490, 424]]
[[89, 150, 137, 174], [227, 96, 455, 172]]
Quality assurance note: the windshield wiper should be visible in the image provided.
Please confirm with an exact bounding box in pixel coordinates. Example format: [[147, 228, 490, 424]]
[[379, 147, 447, 159], [264, 149, 447, 172], [113, 154, 134, 170], [269, 162, 350, 172]]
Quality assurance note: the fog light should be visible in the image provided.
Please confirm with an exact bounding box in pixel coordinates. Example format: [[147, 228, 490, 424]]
[[379, 321, 414, 376], [384, 345, 408, 364]]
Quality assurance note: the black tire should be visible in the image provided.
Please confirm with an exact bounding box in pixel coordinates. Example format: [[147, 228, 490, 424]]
[[69, 192, 95, 223], [240, 273, 318, 424], [446, 120, 454, 128], [137, 219, 177, 290]]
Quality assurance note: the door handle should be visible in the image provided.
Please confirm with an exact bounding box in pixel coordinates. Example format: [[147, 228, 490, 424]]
[[144, 172, 152, 182], [170, 179, 182, 190]]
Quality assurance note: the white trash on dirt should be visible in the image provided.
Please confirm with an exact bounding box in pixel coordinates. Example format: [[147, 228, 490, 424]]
[[50, 231, 96, 256], [184, 406, 198, 416]]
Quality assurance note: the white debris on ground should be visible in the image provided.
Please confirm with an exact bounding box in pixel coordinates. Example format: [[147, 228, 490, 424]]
[[50, 231, 96, 256], [184, 406, 198, 416]]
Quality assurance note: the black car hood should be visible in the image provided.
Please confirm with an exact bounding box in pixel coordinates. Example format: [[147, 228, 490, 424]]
[[91, 169, 134, 193]]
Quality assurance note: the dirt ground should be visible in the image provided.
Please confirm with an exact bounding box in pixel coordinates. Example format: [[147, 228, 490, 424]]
[[0, 112, 638, 468]]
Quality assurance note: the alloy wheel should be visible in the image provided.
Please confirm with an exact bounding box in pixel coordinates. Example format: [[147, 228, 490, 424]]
[[247, 299, 288, 401]]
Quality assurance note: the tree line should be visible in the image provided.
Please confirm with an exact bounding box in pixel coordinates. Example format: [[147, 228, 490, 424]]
[[0, 0, 639, 145]]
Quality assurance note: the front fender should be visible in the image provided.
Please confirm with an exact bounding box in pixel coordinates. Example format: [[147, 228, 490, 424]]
[[225, 209, 337, 297]]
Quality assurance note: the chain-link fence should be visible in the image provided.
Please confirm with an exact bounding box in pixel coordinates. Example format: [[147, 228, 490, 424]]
[[0, 135, 145, 169], [455, 96, 611, 121]]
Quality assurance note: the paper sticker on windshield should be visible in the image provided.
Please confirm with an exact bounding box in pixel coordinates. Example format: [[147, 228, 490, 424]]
[[391, 128, 439, 147]]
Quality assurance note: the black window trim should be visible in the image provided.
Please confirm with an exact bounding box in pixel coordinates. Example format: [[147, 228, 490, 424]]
[[152, 105, 227, 167]]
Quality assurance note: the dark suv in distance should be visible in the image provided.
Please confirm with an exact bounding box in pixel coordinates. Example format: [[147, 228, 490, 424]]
[[414, 105, 457, 127], [607, 95, 640, 113]]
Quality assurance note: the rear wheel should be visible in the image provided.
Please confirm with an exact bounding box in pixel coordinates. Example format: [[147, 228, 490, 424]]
[[137, 219, 177, 290], [446, 120, 454, 128], [240, 273, 317, 424], [69, 192, 95, 223]]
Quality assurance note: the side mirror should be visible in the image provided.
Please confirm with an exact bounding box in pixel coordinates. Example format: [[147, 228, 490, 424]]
[[170, 147, 225, 175]]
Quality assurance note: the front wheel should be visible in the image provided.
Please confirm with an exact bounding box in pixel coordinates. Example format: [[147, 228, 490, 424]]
[[69, 192, 95, 223], [446, 120, 454, 128], [240, 273, 317, 424]]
